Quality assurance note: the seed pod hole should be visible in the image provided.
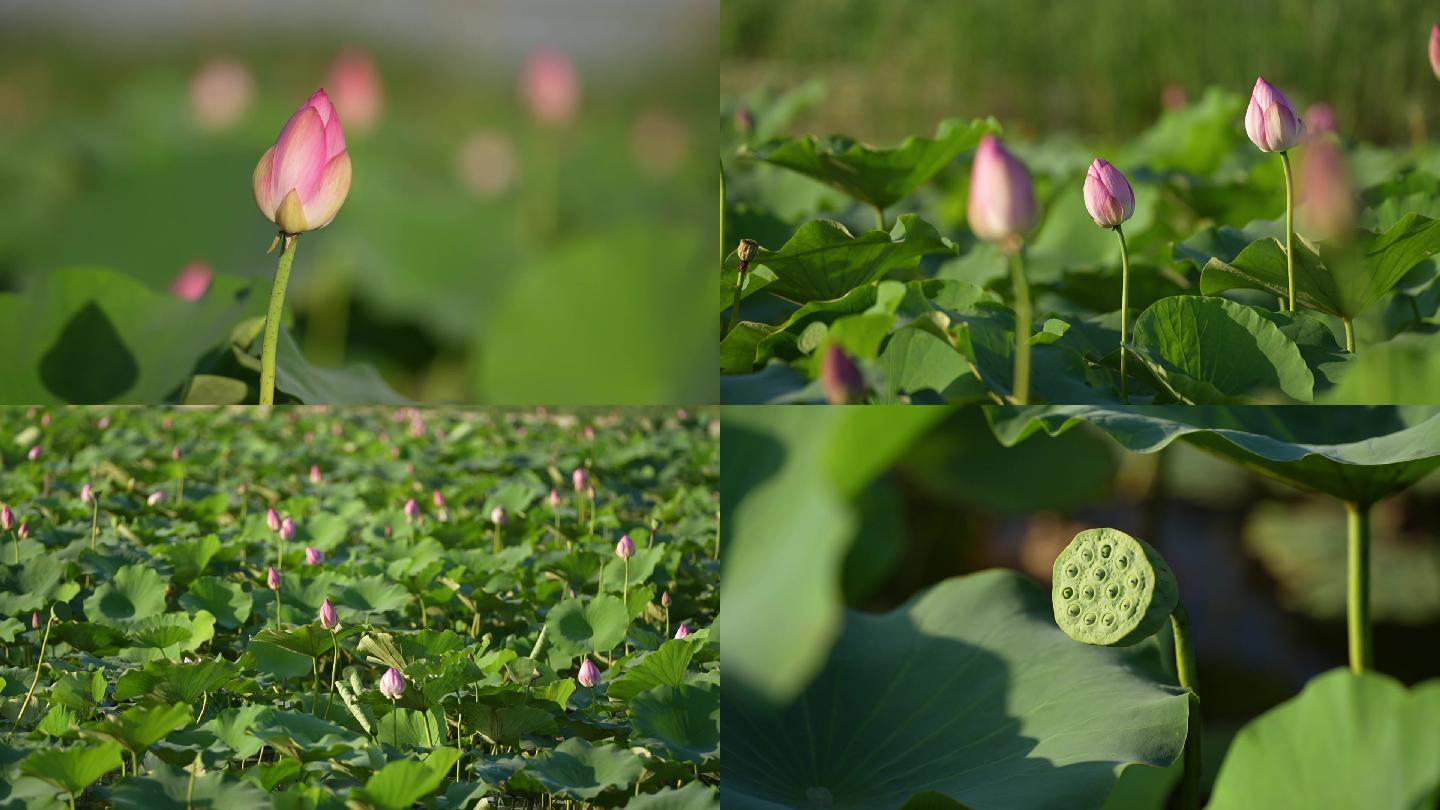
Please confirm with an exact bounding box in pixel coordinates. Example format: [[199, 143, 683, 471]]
[[1080, 548, 1094, 562], [1092, 568, 1106, 581], [1066, 564, 1080, 578], [1082, 585, 1096, 600], [1062, 587, 1074, 599], [1100, 544, 1112, 558], [1102, 613, 1115, 626], [1052, 528, 1180, 648], [1117, 556, 1129, 569], [1105, 584, 1119, 599], [1121, 598, 1132, 611], [1083, 613, 1097, 626], [1129, 576, 1140, 588], [1067, 604, 1081, 617]]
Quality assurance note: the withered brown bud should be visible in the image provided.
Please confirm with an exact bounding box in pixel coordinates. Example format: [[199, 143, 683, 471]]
[[736, 238, 759, 273]]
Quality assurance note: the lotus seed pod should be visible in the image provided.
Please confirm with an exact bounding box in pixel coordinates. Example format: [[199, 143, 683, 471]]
[[1052, 528, 1178, 647], [735, 238, 759, 273]]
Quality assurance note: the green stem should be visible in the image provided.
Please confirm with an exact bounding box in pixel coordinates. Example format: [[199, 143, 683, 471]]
[[1280, 151, 1296, 313], [1116, 225, 1131, 404], [719, 158, 726, 262], [726, 268, 747, 339], [622, 558, 629, 610], [874, 206, 887, 232], [259, 234, 300, 406], [13, 609, 53, 731], [1346, 501, 1372, 673], [10, 529, 16, 565], [274, 588, 282, 631], [90, 501, 99, 552], [1008, 245, 1033, 405], [493, 523, 501, 554], [1170, 608, 1201, 810], [1343, 318, 1356, 353]]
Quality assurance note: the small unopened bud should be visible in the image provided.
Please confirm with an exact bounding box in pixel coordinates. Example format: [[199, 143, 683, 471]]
[[31, 612, 41, 629], [577, 657, 600, 688], [266, 567, 281, 590], [1430, 25, 1440, 81], [548, 489, 561, 508], [734, 103, 754, 135], [674, 623, 691, 639], [432, 490, 446, 508], [404, 498, 420, 520], [305, 546, 325, 565], [1, 504, 13, 531], [378, 666, 406, 699], [615, 534, 636, 560], [80, 484, 93, 505], [147, 491, 166, 507], [1245, 77, 1305, 153], [572, 468, 589, 492], [17, 522, 28, 540], [280, 517, 296, 542], [491, 506, 508, 526], [660, 590, 671, 607], [171, 447, 182, 462], [309, 464, 323, 484], [821, 345, 866, 405], [27, 446, 41, 462], [266, 507, 281, 532], [319, 598, 338, 630]]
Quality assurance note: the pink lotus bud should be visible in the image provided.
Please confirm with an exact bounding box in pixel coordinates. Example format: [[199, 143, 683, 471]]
[[967, 135, 1038, 244], [1245, 77, 1305, 153], [190, 57, 254, 131], [615, 534, 636, 560], [520, 47, 580, 127], [490, 506, 508, 527], [1083, 159, 1136, 229], [576, 657, 600, 688], [326, 49, 383, 134], [266, 566, 281, 590], [1305, 104, 1337, 139], [660, 590, 671, 607], [309, 464, 323, 484], [40, 413, 50, 427], [1300, 138, 1355, 241], [586, 484, 595, 500], [27, 445, 41, 461], [171, 447, 182, 462], [583, 426, 596, 441], [572, 468, 589, 492], [80, 484, 93, 505], [432, 490, 446, 508], [404, 498, 420, 520], [280, 517, 296, 542], [30, 612, 41, 629], [97, 416, 111, 430], [378, 666, 406, 699], [147, 491, 165, 507], [1161, 84, 1188, 111], [674, 623, 691, 639], [734, 103, 754, 135], [1431, 25, 1440, 81], [821, 345, 865, 405], [266, 507, 281, 532], [252, 89, 352, 235], [548, 489, 561, 508], [170, 262, 213, 301], [1, 504, 13, 531], [17, 523, 28, 540], [305, 546, 325, 565], [319, 598, 338, 630]]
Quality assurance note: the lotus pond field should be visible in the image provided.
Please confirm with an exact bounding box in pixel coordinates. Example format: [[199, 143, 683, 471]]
[[0, 407, 719, 809]]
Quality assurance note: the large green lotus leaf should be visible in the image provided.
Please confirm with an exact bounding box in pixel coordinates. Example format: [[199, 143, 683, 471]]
[[0, 266, 262, 405], [19, 741, 124, 796], [108, 760, 273, 810], [725, 570, 1189, 810], [722, 216, 958, 305], [545, 595, 630, 660], [249, 709, 356, 761], [625, 781, 720, 810], [742, 118, 998, 211], [222, 318, 410, 405], [1321, 332, 1440, 404], [1130, 296, 1313, 403], [178, 576, 252, 629], [83, 564, 168, 628], [0, 555, 71, 615], [81, 702, 192, 753], [951, 306, 1119, 405], [519, 737, 643, 801], [351, 747, 461, 810], [722, 406, 951, 704], [608, 638, 699, 703], [113, 658, 241, 705], [986, 405, 1440, 505], [1171, 219, 1283, 274], [629, 684, 719, 763], [1208, 670, 1440, 810], [1201, 214, 1440, 319]]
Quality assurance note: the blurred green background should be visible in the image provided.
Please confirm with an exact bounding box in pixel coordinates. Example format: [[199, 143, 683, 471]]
[[722, 0, 1440, 144], [0, 0, 716, 404]]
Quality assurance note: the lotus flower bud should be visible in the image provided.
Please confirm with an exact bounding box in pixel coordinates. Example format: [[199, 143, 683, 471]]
[[97, 416, 111, 430], [266, 507, 281, 532], [309, 464, 323, 484], [27, 446, 41, 461], [735, 238, 759, 274], [1300, 138, 1355, 241], [1431, 25, 1440, 81], [171, 447, 182, 462], [615, 534, 636, 560], [319, 598, 338, 630], [520, 47, 580, 127], [490, 506, 508, 527], [432, 490, 446, 508], [17, 523, 28, 540], [80, 484, 93, 505], [170, 263, 213, 301], [147, 491, 166, 506], [304, 546, 325, 565], [967, 135, 1038, 245], [586, 484, 595, 500], [190, 57, 253, 131], [280, 517, 296, 542], [734, 102, 754, 135], [1052, 528, 1178, 647], [378, 666, 406, 699], [1245, 77, 1305, 153], [548, 489, 561, 508], [674, 623, 691, 640], [267, 567, 281, 590], [660, 590, 671, 607], [326, 49, 383, 134], [404, 498, 420, 520], [2, 504, 13, 531], [576, 657, 600, 688], [31, 612, 41, 629], [1304, 103, 1337, 139], [572, 468, 589, 492], [821, 345, 865, 405], [1083, 159, 1135, 229], [253, 89, 352, 235]]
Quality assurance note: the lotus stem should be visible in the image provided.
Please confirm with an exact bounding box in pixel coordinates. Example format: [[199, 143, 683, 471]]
[[1008, 245, 1033, 405], [1343, 319, 1356, 354], [874, 205, 887, 232], [726, 267, 747, 339], [89, 499, 99, 552], [13, 608, 53, 731], [1116, 225, 1131, 403], [1280, 150, 1296, 313], [259, 233, 300, 405], [1171, 607, 1201, 810], [1346, 501, 1372, 673]]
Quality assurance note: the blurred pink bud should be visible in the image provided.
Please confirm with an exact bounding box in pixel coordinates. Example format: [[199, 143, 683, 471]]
[[266, 507, 281, 532], [280, 517, 296, 542], [190, 57, 254, 131], [168, 262, 213, 301], [147, 491, 165, 507], [1245, 77, 1305, 153], [309, 464, 323, 484], [1304, 104, 1337, 138], [821, 345, 865, 405], [520, 47, 580, 127], [253, 89, 352, 235], [27, 445, 41, 461], [456, 130, 520, 197], [660, 590, 671, 607], [97, 416, 111, 430], [171, 446, 182, 461], [319, 598, 338, 630], [572, 468, 589, 492], [583, 426, 595, 441], [40, 413, 50, 427], [674, 623, 691, 639], [17, 522, 28, 540], [404, 498, 420, 520], [0, 504, 10, 530], [326, 49, 383, 134], [967, 135, 1038, 244], [379, 666, 406, 699], [491, 506, 508, 526], [31, 612, 41, 629], [548, 489, 561, 508], [734, 103, 754, 134], [267, 566, 281, 590], [586, 484, 596, 500], [576, 657, 600, 688], [432, 490, 446, 508], [80, 484, 93, 505], [305, 546, 325, 565], [1083, 159, 1136, 229], [1431, 25, 1440, 81], [1161, 84, 1188, 111], [615, 534, 636, 560], [1300, 138, 1356, 240]]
